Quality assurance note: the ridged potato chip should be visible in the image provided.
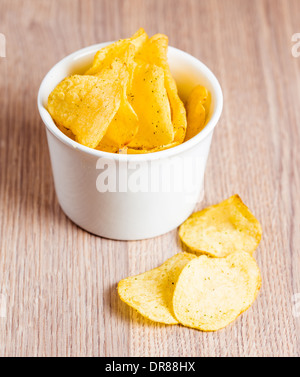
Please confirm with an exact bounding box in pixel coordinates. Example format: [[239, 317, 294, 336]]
[[128, 63, 174, 149], [48, 61, 128, 148], [173, 251, 262, 331], [179, 195, 262, 258], [118, 253, 196, 324], [137, 34, 187, 143], [185, 85, 209, 141]]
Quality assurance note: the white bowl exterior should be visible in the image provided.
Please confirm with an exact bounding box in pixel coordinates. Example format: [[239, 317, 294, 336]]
[[46, 129, 213, 240], [38, 44, 222, 240]]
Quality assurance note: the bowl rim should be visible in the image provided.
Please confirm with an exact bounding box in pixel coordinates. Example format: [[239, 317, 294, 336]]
[[37, 42, 223, 161]]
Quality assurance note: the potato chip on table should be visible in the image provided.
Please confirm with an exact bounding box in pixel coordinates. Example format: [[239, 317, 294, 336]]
[[118, 195, 262, 331], [118, 253, 196, 325], [179, 195, 262, 258], [173, 251, 261, 331]]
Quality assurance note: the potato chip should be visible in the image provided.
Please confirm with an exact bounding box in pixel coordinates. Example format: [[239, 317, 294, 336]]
[[203, 90, 211, 120], [179, 195, 262, 258], [57, 124, 76, 141], [173, 251, 262, 331], [128, 63, 174, 149], [48, 61, 128, 148], [137, 34, 187, 143], [125, 142, 180, 154], [191, 85, 209, 104], [90, 44, 139, 151], [85, 28, 148, 76], [185, 85, 209, 141], [95, 139, 119, 153], [48, 29, 211, 154], [118, 253, 197, 324], [99, 100, 138, 149], [97, 68, 139, 150]]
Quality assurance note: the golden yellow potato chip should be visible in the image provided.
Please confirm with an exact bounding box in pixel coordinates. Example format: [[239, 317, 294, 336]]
[[95, 139, 119, 153], [137, 34, 187, 143], [86, 28, 148, 76], [99, 100, 138, 149], [125, 142, 180, 154], [118, 253, 197, 325], [98, 71, 139, 150], [92, 44, 139, 151], [203, 90, 211, 120], [128, 63, 174, 149], [48, 61, 128, 148], [179, 195, 262, 258], [48, 29, 212, 154], [173, 251, 262, 332], [185, 85, 209, 141], [191, 85, 209, 103], [57, 124, 76, 141], [128, 27, 149, 54]]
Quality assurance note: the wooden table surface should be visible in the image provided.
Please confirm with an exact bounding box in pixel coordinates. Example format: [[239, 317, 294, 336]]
[[0, 0, 299, 357]]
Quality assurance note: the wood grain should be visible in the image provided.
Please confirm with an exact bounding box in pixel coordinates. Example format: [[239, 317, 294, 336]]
[[0, 0, 299, 357]]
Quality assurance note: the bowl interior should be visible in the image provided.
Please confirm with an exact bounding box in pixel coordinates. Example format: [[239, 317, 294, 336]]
[[38, 43, 223, 158]]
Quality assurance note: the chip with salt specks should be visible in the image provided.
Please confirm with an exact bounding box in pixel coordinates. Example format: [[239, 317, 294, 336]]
[[48, 28, 211, 154], [85, 28, 148, 76], [98, 99, 138, 149], [47, 61, 128, 148], [137, 34, 187, 143], [98, 68, 139, 150], [128, 63, 174, 149], [179, 195, 262, 258], [172, 251, 262, 332], [118, 253, 197, 325]]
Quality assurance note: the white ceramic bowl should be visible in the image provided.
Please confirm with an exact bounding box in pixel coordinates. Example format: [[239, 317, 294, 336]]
[[38, 43, 223, 240]]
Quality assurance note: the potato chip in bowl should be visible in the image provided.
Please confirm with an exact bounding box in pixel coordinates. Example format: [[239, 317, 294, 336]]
[[47, 28, 211, 154]]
